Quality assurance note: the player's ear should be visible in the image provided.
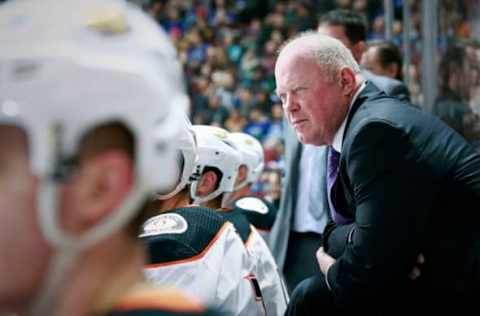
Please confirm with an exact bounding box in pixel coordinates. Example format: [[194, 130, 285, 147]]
[[236, 165, 248, 184], [60, 150, 134, 232]]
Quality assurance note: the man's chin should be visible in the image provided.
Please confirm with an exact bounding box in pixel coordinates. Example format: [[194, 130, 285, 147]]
[[296, 132, 325, 146], [296, 132, 310, 145]]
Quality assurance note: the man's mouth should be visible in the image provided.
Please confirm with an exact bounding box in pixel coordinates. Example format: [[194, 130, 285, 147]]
[[292, 119, 307, 128]]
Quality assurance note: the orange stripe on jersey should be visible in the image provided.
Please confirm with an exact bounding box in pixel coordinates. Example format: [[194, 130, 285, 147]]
[[145, 222, 233, 268], [216, 207, 233, 213], [113, 287, 206, 313], [254, 226, 271, 233], [245, 225, 256, 248]]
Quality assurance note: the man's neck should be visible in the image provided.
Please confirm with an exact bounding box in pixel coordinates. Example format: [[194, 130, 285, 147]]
[[153, 191, 191, 213], [204, 197, 222, 210], [29, 234, 147, 316]]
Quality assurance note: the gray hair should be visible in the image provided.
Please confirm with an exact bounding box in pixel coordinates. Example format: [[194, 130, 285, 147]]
[[278, 30, 361, 82]]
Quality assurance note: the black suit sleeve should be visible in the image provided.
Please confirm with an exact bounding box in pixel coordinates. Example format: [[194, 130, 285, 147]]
[[326, 121, 438, 307], [388, 83, 410, 103], [323, 220, 354, 259]]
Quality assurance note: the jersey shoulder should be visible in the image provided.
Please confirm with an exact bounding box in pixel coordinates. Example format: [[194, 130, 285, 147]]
[[141, 206, 229, 264], [216, 207, 252, 244], [233, 196, 278, 231]]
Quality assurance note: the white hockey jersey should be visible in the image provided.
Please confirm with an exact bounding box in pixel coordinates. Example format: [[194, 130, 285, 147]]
[[218, 207, 289, 316], [141, 206, 265, 316]]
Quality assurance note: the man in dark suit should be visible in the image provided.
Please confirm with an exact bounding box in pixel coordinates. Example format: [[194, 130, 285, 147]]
[[275, 31, 480, 313], [361, 39, 404, 81], [268, 9, 411, 293], [317, 10, 410, 102]]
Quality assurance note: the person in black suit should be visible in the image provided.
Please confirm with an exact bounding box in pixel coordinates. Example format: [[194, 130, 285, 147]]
[[317, 10, 410, 102], [361, 39, 404, 81], [268, 9, 412, 295], [275, 31, 480, 313]]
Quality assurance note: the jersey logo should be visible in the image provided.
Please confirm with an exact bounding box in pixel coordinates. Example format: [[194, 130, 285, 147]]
[[236, 197, 268, 214], [140, 213, 188, 237]]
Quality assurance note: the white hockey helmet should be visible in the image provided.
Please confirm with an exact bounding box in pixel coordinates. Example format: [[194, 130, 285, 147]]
[[227, 132, 265, 189], [0, 0, 188, 249], [189, 125, 242, 204], [155, 115, 201, 200]]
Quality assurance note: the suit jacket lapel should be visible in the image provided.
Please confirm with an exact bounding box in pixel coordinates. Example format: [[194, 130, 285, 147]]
[[342, 81, 381, 146], [336, 82, 383, 217]]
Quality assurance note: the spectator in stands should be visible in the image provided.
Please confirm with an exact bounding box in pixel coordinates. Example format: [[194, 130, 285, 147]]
[[434, 43, 474, 137], [361, 39, 404, 81]]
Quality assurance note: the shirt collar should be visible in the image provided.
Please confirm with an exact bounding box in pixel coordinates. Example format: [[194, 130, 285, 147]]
[[332, 80, 366, 153]]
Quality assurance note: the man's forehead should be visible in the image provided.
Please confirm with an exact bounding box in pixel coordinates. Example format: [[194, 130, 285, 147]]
[[276, 55, 311, 88]]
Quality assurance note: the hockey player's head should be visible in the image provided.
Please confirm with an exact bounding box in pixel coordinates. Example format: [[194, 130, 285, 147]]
[[0, 0, 187, 313], [189, 125, 241, 208], [152, 115, 200, 210], [226, 132, 264, 191]]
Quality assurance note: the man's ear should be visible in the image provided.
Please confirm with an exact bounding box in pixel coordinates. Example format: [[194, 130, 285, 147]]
[[351, 41, 366, 63], [196, 170, 218, 197], [61, 150, 134, 233], [339, 67, 357, 97], [387, 63, 399, 80]]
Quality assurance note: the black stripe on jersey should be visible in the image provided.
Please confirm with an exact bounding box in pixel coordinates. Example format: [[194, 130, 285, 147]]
[[217, 208, 251, 244], [142, 207, 228, 264]]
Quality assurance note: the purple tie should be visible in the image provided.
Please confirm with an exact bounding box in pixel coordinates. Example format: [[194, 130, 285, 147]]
[[326, 146, 352, 224]]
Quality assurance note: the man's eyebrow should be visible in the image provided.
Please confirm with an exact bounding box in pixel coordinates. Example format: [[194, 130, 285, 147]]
[[276, 83, 307, 95]]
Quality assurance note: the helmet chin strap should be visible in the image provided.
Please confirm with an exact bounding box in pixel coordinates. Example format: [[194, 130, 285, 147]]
[[221, 191, 234, 208], [234, 179, 248, 192], [31, 178, 149, 315]]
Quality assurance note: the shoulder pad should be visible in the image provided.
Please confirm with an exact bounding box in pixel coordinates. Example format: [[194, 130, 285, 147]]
[[233, 196, 278, 231], [142, 207, 229, 265], [217, 208, 252, 243], [140, 213, 188, 238], [235, 197, 269, 214]]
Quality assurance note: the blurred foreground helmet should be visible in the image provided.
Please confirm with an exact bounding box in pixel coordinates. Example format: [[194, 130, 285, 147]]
[[155, 115, 200, 200], [190, 125, 241, 204], [227, 132, 264, 189], [0, 0, 188, 248]]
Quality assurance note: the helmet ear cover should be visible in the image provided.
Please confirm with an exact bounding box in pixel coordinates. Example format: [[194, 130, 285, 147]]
[[226, 132, 264, 188], [189, 125, 242, 204], [154, 116, 199, 200]]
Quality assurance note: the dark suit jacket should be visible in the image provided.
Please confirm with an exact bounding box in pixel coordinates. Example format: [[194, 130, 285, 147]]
[[323, 82, 480, 307], [362, 69, 410, 103], [270, 74, 411, 269]]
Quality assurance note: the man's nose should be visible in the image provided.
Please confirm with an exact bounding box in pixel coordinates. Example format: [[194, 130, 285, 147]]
[[283, 93, 299, 114]]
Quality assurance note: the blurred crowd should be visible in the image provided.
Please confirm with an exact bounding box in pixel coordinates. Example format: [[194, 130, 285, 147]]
[[141, 0, 479, 200]]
